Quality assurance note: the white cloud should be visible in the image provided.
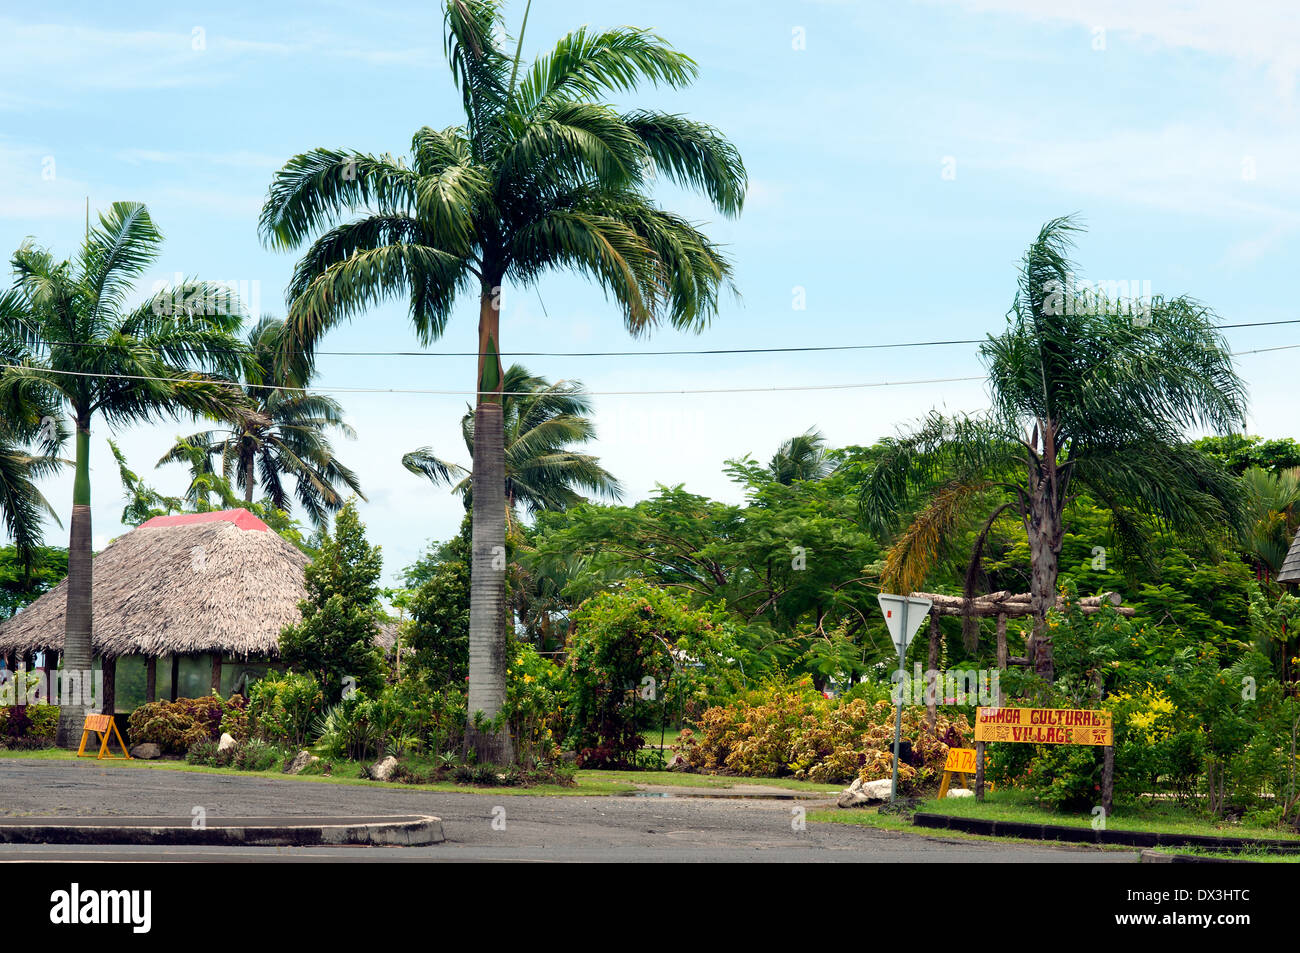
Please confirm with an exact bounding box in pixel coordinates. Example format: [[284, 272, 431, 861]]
[[929, 0, 1300, 99]]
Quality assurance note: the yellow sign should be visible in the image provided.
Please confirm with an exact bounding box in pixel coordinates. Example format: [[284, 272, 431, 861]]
[[943, 747, 978, 773], [974, 707, 1112, 746], [76, 713, 132, 760]]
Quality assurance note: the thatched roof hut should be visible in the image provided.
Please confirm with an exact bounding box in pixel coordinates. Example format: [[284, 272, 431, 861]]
[[0, 510, 310, 659], [1280, 529, 1300, 585]]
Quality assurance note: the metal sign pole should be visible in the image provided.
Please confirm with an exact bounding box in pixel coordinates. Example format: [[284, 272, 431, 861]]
[[890, 599, 907, 804]]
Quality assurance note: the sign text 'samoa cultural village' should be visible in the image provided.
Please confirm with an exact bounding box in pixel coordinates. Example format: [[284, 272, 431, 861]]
[[974, 707, 1113, 746]]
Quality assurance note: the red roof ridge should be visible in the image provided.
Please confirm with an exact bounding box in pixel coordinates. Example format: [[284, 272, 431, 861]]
[[138, 510, 270, 532]]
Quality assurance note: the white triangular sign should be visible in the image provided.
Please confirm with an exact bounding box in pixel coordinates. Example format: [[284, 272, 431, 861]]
[[877, 593, 933, 654]]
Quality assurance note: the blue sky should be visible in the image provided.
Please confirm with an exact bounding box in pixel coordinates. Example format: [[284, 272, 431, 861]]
[[2, 0, 1297, 582]]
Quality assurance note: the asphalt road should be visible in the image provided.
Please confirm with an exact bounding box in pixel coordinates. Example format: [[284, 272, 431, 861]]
[[0, 758, 1137, 863]]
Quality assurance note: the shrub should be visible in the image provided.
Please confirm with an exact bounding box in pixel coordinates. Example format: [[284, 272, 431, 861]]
[[127, 695, 240, 755], [248, 672, 321, 748], [186, 738, 284, 771], [680, 678, 971, 789], [0, 705, 59, 749], [563, 582, 748, 768]]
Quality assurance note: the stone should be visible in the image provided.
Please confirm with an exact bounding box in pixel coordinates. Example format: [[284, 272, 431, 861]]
[[217, 733, 237, 752], [370, 755, 398, 781], [837, 777, 894, 808], [283, 750, 319, 775], [128, 743, 161, 760], [947, 788, 975, 798]]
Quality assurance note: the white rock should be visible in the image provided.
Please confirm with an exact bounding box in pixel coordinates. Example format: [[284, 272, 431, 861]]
[[861, 778, 894, 800], [370, 755, 399, 781], [217, 733, 237, 752], [946, 788, 975, 798], [837, 777, 894, 808]]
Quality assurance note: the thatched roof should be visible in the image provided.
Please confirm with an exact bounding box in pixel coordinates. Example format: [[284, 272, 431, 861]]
[[1280, 529, 1300, 584], [0, 510, 310, 659]]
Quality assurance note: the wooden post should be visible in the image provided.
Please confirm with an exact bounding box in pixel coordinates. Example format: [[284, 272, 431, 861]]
[[1102, 744, 1114, 816], [926, 614, 940, 730], [145, 658, 156, 703], [169, 655, 180, 702], [975, 741, 986, 801], [995, 613, 1007, 707], [101, 656, 116, 715], [210, 653, 223, 695]]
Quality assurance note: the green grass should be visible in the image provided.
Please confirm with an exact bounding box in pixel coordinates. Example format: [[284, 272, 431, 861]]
[[806, 807, 1135, 852], [1147, 846, 1300, 863], [918, 789, 1300, 842], [640, 728, 683, 748]]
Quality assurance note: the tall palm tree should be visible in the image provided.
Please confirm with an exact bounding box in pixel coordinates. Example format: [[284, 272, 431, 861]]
[[0, 202, 247, 741], [768, 428, 833, 484], [402, 363, 621, 524], [860, 217, 1246, 681], [260, 0, 745, 760], [159, 316, 364, 526]]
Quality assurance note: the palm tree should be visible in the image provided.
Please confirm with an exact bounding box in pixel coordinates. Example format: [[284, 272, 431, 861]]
[[260, 0, 745, 760], [402, 363, 621, 524], [1240, 466, 1300, 581], [0, 309, 66, 562], [768, 428, 833, 484], [0, 202, 247, 741], [159, 316, 364, 526], [859, 217, 1246, 681]]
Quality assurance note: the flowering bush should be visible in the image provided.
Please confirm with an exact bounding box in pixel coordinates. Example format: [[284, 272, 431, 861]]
[[127, 694, 244, 754], [505, 643, 563, 767], [680, 679, 972, 788]]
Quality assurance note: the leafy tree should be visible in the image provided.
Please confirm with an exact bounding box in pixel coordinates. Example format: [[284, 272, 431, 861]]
[[403, 363, 620, 526], [1193, 434, 1300, 474], [402, 517, 472, 686], [260, 0, 745, 761], [859, 217, 1246, 681], [0, 545, 67, 621], [0, 202, 247, 740], [279, 500, 386, 702], [528, 469, 884, 682], [160, 316, 363, 525]]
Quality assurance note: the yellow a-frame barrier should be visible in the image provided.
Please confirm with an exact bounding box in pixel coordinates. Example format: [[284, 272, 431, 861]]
[[76, 713, 131, 760]]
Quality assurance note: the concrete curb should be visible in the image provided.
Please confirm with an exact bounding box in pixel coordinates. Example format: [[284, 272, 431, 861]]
[[0, 814, 445, 847], [913, 812, 1300, 853]]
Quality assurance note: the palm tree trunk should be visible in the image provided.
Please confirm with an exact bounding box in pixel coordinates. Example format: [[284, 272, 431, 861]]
[[467, 281, 512, 764], [1026, 488, 1063, 683], [57, 420, 93, 747], [243, 444, 255, 503]]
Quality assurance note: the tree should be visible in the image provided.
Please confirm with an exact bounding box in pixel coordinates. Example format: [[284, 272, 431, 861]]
[[1239, 466, 1300, 581], [159, 316, 363, 525], [401, 517, 472, 686], [402, 363, 621, 525], [279, 500, 386, 704], [768, 428, 835, 485], [0, 545, 67, 621], [260, 0, 745, 761], [859, 217, 1247, 681], [0, 202, 247, 741]]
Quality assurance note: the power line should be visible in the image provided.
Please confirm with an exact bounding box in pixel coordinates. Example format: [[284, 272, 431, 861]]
[[14, 318, 1298, 360], [1, 342, 1293, 398]]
